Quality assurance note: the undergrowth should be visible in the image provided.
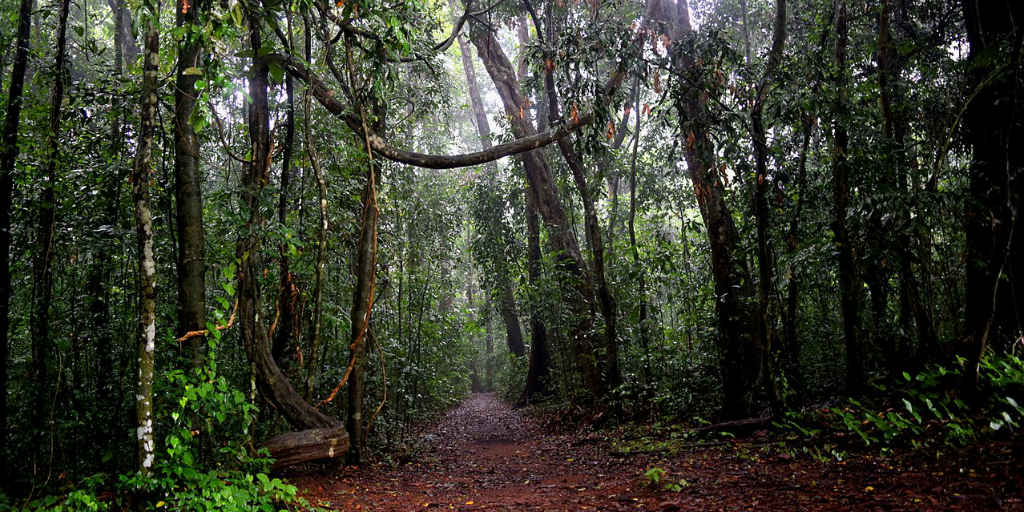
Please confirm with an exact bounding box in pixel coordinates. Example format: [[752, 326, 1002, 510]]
[[774, 353, 1024, 459], [4, 328, 316, 512]]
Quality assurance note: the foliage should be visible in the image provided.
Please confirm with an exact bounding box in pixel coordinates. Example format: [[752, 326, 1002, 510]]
[[11, 328, 313, 512], [776, 353, 1024, 453]]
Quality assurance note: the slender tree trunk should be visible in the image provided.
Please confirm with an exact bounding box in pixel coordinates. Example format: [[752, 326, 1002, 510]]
[[239, 13, 345, 439], [132, 2, 159, 474], [0, 0, 33, 482], [831, 0, 863, 393], [346, 98, 384, 464], [961, 0, 1023, 388], [468, 21, 606, 399], [31, 0, 71, 473], [536, 5, 620, 392], [105, 0, 138, 65], [90, 0, 127, 465], [656, 0, 760, 419], [273, 70, 298, 365], [782, 118, 811, 399], [454, 19, 526, 358], [522, 187, 551, 402], [750, 0, 787, 415], [304, 91, 329, 401], [173, 0, 207, 359], [627, 86, 654, 384]]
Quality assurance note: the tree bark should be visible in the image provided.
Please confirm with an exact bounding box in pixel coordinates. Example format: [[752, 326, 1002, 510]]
[[31, 0, 71, 472], [273, 71, 298, 365], [173, 0, 207, 359], [454, 16, 526, 359], [132, 2, 159, 474], [303, 90, 329, 402], [105, 0, 138, 65], [653, 0, 760, 419], [0, 0, 33, 481], [749, 0, 787, 415], [468, 20, 608, 399], [240, 13, 347, 445], [346, 124, 381, 464], [831, 0, 863, 393], [960, 0, 1023, 388], [522, 187, 552, 403], [534, 1, 620, 392]]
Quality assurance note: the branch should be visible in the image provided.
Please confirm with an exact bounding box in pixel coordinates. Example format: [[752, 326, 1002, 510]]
[[177, 299, 238, 342], [268, 52, 600, 169]]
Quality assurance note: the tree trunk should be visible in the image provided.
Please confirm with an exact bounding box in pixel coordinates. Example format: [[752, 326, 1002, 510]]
[[304, 91, 329, 402], [961, 0, 1023, 388], [627, 85, 654, 385], [31, 0, 71, 472], [831, 0, 863, 393], [173, 0, 207, 359], [536, 5, 620, 392], [240, 14, 347, 449], [104, 0, 138, 65], [273, 71, 298, 365], [782, 118, 811, 400], [132, 3, 159, 474], [468, 21, 607, 400], [522, 187, 552, 403], [750, 0, 787, 415], [655, 0, 760, 419], [346, 135, 380, 464], [0, 0, 33, 481], [454, 20, 526, 359], [90, 0, 128, 466]]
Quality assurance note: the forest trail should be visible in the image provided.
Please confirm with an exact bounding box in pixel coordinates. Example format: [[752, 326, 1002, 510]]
[[288, 394, 1024, 511]]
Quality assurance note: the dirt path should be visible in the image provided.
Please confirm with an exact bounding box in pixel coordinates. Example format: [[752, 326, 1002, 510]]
[[287, 394, 1024, 511]]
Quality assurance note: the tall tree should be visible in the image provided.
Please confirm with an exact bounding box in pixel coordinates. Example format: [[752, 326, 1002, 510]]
[[961, 0, 1023, 388], [749, 0, 787, 414], [173, 0, 207, 358], [454, 10, 526, 359], [530, 0, 620, 392], [652, 0, 760, 419], [0, 0, 33, 482], [237, 11, 348, 467], [468, 19, 611, 399], [31, 0, 72, 473], [132, 0, 159, 475], [830, 0, 863, 393]]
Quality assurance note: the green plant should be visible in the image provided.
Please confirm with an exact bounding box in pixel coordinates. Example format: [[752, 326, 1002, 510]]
[[643, 467, 666, 487]]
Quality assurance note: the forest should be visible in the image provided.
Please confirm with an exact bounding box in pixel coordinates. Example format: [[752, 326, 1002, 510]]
[[0, 0, 1022, 508]]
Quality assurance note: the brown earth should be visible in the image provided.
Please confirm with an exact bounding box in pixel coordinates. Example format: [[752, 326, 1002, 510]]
[[284, 393, 1024, 511]]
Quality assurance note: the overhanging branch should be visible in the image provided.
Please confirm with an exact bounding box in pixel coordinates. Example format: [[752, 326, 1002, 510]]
[[268, 52, 598, 169]]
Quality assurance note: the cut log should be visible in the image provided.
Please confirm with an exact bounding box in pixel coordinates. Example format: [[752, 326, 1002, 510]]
[[264, 425, 350, 470]]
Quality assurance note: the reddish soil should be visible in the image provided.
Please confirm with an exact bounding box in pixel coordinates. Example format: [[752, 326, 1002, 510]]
[[285, 394, 1024, 511]]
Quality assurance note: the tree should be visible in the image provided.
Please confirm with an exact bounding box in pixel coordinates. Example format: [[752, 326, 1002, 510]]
[[0, 0, 33, 482], [173, 0, 208, 359], [830, 0, 863, 393], [652, 0, 760, 419], [749, 0, 787, 414], [132, 0, 159, 474], [961, 0, 1023, 388], [30, 0, 72, 472]]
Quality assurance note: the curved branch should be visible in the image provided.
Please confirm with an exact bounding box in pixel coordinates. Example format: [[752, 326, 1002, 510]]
[[269, 52, 599, 168]]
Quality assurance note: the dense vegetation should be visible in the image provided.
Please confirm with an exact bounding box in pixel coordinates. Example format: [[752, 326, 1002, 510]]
[[0, 0, 1020, 508]]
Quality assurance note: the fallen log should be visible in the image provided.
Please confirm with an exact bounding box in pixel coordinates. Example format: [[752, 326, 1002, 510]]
[[264, 425, 350, 470], [690, 416, 771, 435]]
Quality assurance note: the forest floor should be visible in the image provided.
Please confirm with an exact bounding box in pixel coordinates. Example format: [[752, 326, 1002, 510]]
[[285, 393, 1024, 511]]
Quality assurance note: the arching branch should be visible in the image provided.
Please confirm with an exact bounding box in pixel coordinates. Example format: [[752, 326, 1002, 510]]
[[268, 52, 606, 169]]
